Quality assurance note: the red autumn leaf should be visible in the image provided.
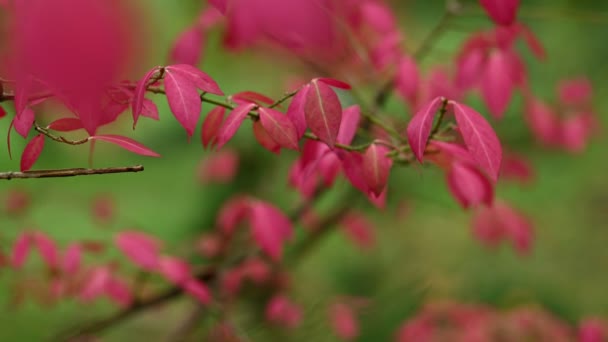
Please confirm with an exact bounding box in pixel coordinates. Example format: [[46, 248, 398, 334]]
[[481, 51, 514, 119], [0, 106, 6, 120], [11, 233, 32, 269], [446, 161, 494, 209], [253, 120, 281, 154], [304, 79, 343, 148], [62, 244, 82, 274], [258, 107, 299, 150], [183, 279, 211, 304], [340, 213, 375, 250], [105, 276, 132, 308], [362, 143, 391, 197], [500, 153, 535, 184], [164, 68, 203, 137], [406, 96, 444, 163], [395, 56, 420, 106], [201, 106, 226, 148], [215, 103, 256, 149], [524, 97, 560, 146], [46, 118, 83, 132], [31, 232, 59, 269], [518, 24, 546, 60], [561, 114, 592, 153], [479, 0, 520, 26], [340, 151, 369, 195], [558, 78, 593, 106], [286, 85, 309, 138], [80, 267, 111, 302], [132, 66, 162, 127], [456, 49, 485, 90], [216, 196, 251, 235], [451, 101, 502, 181], [472, 205, 506, 249], [158, 256, 191, 285], [141, 99, 160, 121], [473, 200, 534, 255], [169, 25, 205, 66], [89, 135, 160, 157], [266, 295, 302, 329], [317, 77, 351, 90], [330, 303, 360, 340], [91, 194, 115, 225], [13, 107, 35, 139], [197, 149, 239, 184], [114, 231, 162, 271], [337, 105, 361, 145], [232, 91, 275, 106], [20, 134, 45, 172], [249, 201, 293, 261], [165, 64, 223, 95]]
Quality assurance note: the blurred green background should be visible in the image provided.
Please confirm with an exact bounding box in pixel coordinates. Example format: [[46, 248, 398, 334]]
[[1, 0, 607, 340]]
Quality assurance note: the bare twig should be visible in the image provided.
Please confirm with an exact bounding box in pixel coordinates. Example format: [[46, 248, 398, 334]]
[[0, 166, 144, 180]]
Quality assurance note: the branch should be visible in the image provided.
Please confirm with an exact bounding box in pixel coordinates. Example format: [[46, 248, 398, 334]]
[[0, 166, 144, 180]]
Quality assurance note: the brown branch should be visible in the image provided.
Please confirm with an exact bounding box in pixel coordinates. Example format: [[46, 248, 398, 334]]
[[0, 166, 144, 180]]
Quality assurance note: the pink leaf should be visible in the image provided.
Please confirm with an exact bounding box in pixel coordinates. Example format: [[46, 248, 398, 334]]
[[11, 233, 31, 269], [395, 56, 420, 106], [159, 256, 191, 285], [481, 51, 514, 119], [406, 96, 444, 163], [250, 201, 293, 261], [578, 318, 607, 342], [114, 231, 162, 271], [518, 24, 546, 60], [170, 26, 205, 66], [456, 49, 485, 90], [266, 295, 302, 328], [317, 78, 351, 90], [201, 106, 226, 148], [340, 213, 375, 250], [446, 162, 494, 209], [47, 118, 83, 132], [340, 151, 369, 195], [141, 99, 160, 121], [524, 97, 560, 146], [217, 196, 251, 235], [13, 107, 35, 139], [216, 103, 256, 149], [362, 143, 391, 197], [183, 279, 211, 304], [253, 120, 281, 154], [20, 134, 45, 172], [479, 0, 520, 26], [500, 153, 535, 184], [286, 85, 309, 139], [62, 244, 82, 274], [337, 105, 361, 145], [132, 66, 162, 128], [451, 101, 502, 181], [330, 303, 360, 340], [258, 107, 299, 150], [164, 68, 203, 137], [558, 78, 593, 106], [89, 135, 160, 157], [232, 91, 275, 106], [80, 267, 110, 302], [197, 149, 239, 184], [0, 106, 6, 120], [105, 276, 133, 308], [32, 232, 58, 269], [304, 79, 342, 148], [165, 64, 223, 95]]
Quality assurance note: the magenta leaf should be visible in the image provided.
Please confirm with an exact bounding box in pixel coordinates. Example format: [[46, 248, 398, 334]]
[[479, 0, 520, 26], [20, 134, 45, 172], [232, 91, 275, 106], [451, 101, 502, 181], [340, 213, 375, 251], [165, 64, 223, 95], [89, 135, 160, 157], [14, 107, 35, 139], [62, 244, 82, 274], [159, 256, 191, 285], [132, 66, 162, 127], [266, 295, 302, 328], [395, 56, 420, 106], [32, 232, 59, 269], [169, 25, 205, 66], [114, 231, 162, 271], [362, 143, 391, 197], [253, 121, 281, 154], [330, 302, 360, 340], [304, 79, 343, 148], [11, 233, 32, 269], [105, 276, 133, 307], [317, 77, 351, 90], [216, 103, 256, 149], [0, 106, 6, 120], [201, 106, 226, 148], [164, 68, 203, 137], [216, 196, 251, 235], [184, 279, 211, 304], [258, 107, 299, 150], [286, 85, 309, 138], [340, 151, 369, 195], [481, 51, 514, 119], [337, 105, 361, 145], [249, 201, 293, 261], [141, 99, 160, 121], [406, 96, 443, 163], [447, 162, 494, 209], [47, 118, 83, 132]]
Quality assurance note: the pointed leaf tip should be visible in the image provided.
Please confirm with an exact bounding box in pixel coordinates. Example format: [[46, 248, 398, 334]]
[[164, 68, 203, 137], [20, 134, 45, 172], [216, 103, 255, 149], [89, 135, 160, 157], [133, 66, 162, 128]]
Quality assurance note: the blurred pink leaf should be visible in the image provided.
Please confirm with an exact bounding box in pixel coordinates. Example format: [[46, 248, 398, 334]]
[[89, 135, 160, 157], [115, 231, 162, 271], [183, 279, 211, 304], [447, 162, 494, 209], [47, 118, 83, 132], [159, 256, 191, 285], [20, 134, 45, 172], [62, 244, 82, 274], [362, 143, 391, 197], [286, 85, 309, 138], [249, 201, 293, 261], [340, 213, 375, 250], [330, 303, 360, 340], [132, 66, 162, 128], [105, 276, 132, 308], [31, 232, 58, 269], [395, 56, 420, 106], [317, 78, 351, 90], [11, 233, 31, 269], [266, 295, 302, 329], [479, 0, 520, 26], [337, 105, 361, 145], [13, 107, 35, 139], [232, 91, 275, 106], [197, 149, 239, 184], [170, 26, 205, 66], [481, 51, 514, 119]]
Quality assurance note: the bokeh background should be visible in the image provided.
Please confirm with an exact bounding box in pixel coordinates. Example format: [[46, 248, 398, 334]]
[[1, 0, 607, 340]]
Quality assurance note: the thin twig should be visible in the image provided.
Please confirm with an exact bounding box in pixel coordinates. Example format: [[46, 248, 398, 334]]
[[0, 166, 144, 180]]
